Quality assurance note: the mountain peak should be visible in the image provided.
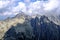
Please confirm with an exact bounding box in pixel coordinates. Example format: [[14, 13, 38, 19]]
[[40, 15, 50, 23]]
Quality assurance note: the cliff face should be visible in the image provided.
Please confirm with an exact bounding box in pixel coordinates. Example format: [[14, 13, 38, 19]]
[[0, 14, 60, 40], [30, 15, 60, 40]]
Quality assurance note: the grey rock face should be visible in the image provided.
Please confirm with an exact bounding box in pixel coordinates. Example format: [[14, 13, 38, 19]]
[[3, 15, 60, 40]]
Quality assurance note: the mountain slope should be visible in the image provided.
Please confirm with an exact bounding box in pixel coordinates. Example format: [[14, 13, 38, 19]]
[[3, 15, 60, 40], [30, 15, 60, 40], [0, 13, 60, 40]]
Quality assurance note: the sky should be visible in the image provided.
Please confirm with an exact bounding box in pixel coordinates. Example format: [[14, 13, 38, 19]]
[[0, 0, 60, 19]]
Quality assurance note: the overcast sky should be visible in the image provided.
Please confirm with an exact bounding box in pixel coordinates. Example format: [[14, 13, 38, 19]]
[[0, 0, 60, 19]]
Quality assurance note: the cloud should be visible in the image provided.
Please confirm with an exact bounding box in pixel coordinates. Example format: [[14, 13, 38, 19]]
[[0, 0, 19, 15], [0, 1, 10, 8], [44, 0, 59, 11], [29, 0, 60, 15], [0, 0, 60, 18], [12, 2, 26, 13], [28, 1, 43, 15]]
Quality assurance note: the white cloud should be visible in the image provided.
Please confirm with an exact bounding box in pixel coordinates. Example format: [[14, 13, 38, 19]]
[[12, 2, 26, 12], [28, 1, 42, 15], [28, 0, 60, 15], [0, 0, 60, 18], [43, 0, 59, 11], [0, 1, 10, 8]]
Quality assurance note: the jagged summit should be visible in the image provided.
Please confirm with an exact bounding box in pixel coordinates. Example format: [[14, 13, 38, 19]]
[[40, 15, 50, 23], [0, 11, 60, 26]]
